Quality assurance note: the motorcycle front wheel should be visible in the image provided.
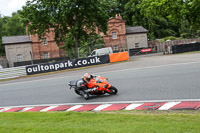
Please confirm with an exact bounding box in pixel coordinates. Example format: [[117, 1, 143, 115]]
[[109, 86, 118, 94]]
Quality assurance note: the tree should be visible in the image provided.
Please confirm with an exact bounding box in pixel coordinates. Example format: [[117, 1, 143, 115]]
[[62, 32, 105, 58], [86, 33, 105, 54], [0, 16, 3, 56], [113, 0, 200, 40], [140, 0, 200, 32], [0, 12, 26, 56], [120, 0, 178, 39], [20, 0, 109, 58], [101, 0, 118, 17], [2, 12, 26, 36]]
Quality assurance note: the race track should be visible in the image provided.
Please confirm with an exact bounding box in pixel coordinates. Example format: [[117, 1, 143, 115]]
[[0, 53, 200, 107]]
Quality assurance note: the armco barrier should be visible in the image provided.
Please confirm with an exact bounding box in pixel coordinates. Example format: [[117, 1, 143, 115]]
[[109, 51, 129, 63], [172, 42, 200, 54], [0, 66, 26, 80], [26, 52, 129, 75], [26, 55, 110, 75], [0, 52, 129, 79]]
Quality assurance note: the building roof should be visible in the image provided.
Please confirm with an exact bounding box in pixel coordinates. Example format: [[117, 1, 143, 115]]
[[2, 35, 32, 45], [126, 26, 148, 34]]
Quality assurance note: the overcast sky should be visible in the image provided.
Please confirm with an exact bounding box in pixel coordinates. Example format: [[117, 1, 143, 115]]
[[0, 0, 27, 16]]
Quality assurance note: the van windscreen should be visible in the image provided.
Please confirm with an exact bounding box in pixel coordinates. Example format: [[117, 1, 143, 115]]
[[91, 51, 96, 56]]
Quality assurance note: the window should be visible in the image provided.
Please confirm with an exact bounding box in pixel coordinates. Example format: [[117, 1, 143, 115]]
[[42, 38, 47, 45], [44, 52, 49, 59], [91, 51, 96, 56], [17, 54, 23, 62], [113, 45, 119, 51], [112, 32, 117, 39], [135, 43, 139, 48]]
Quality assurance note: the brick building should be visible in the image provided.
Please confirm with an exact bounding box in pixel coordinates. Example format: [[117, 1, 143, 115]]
[[2, 14, 148, 67], [29, 14, 127, 60], [29, 28, 64, 60], [101, 14, 127, 52], [29, 14, 148, 58], [101, 14, 148, 52]]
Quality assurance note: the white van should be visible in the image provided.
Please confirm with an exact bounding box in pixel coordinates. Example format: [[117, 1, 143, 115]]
[[89, 47, 113, 57]]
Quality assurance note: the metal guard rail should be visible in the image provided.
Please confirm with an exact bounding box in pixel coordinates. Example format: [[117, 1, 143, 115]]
[[0, 66, 26, 80]]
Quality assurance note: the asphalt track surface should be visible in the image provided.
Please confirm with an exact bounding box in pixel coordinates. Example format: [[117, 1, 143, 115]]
[[0, 53, 200, 107]]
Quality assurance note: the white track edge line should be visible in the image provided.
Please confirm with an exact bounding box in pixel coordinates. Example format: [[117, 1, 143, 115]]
[[1, 99, 200, 109]]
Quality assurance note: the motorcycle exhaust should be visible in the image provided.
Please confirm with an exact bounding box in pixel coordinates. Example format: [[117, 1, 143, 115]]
[[85, 88, 97, 93]]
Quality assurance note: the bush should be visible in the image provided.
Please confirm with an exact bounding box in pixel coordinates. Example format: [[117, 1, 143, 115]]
[[180, 33, 190, 38], [161, 36, 177, 42]]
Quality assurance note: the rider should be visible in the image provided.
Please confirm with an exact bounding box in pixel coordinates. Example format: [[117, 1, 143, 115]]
[[82, 73, 98, 91]]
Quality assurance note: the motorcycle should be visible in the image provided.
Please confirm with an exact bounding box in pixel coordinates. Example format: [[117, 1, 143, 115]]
[[68, 76, 118, 100]]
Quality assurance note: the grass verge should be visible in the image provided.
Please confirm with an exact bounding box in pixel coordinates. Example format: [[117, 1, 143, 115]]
[[0, 111, 200, 133]]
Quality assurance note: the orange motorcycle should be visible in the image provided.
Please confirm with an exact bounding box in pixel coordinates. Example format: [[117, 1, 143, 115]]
[[68, 76, 118, 100]]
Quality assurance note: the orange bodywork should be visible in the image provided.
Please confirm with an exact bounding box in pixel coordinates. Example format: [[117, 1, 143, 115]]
[[86, 77, 111, 93]]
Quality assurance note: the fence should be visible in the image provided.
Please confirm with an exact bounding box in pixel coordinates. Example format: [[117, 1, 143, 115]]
[[0, 57, 8, 68], [149, 38, 200, 53], [172, 42, 200, 54], [0, 66, 26, 80]]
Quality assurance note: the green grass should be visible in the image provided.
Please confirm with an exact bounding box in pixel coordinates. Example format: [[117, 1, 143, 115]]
[[0, 111, 200, 133]]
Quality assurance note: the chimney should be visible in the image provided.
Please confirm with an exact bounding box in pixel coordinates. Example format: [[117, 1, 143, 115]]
[[116, 14, 122, 20]]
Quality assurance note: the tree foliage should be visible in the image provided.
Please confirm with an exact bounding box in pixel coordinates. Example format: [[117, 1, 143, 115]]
[[0, 18, 3, 56], [1, 0, 199, 58], [20, 0, 109, 58], [113, 0, 200, 40], [62, 32, 105, 58], [0, 12, 26, 56], [138, 0, 200, 38], [84, 33, 105, 56]]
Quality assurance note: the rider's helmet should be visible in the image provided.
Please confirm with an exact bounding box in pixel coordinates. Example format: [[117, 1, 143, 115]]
[[83, 73, 91, 82]]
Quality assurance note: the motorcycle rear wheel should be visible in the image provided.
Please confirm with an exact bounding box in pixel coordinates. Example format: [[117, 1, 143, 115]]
[[75, 90, 81, 95], [109, 86, 118, 94], [84, 93, 90, 100]]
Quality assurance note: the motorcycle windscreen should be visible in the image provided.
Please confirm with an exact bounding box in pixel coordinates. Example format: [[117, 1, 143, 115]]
[[95, 78, 103, 83]]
